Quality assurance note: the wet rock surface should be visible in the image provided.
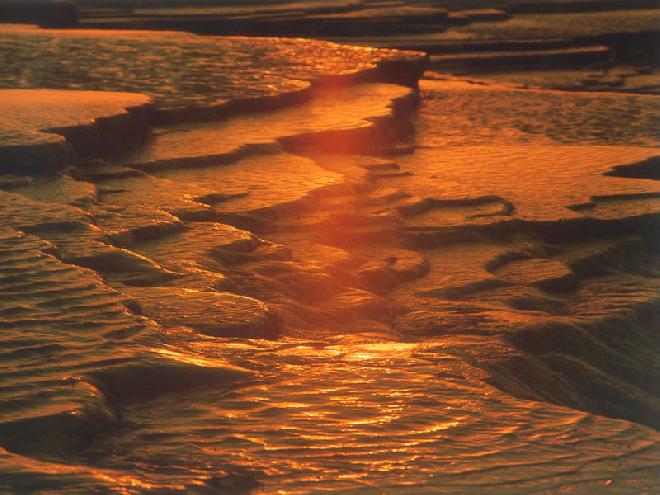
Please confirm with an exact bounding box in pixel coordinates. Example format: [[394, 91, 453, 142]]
[[0, 17, 659, 495], [332, 4, 660, 94], [0, 89, 151, 173], [0, 24, 425, 112], [123, 286, 279, 339]]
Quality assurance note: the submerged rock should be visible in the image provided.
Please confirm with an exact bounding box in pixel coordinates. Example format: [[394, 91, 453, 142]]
[[88, 350, 252, 403], [68, 246, 175, 286], [123, 286, 280, 339], [13, 175, 97, 207], [323, 287, 390, 322], [494, 258, 578, 292], [335, 247, 430, 293]]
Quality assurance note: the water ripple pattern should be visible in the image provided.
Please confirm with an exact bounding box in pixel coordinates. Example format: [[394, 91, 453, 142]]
[[0, 24, 418, 109], [94, 338, 660, 494]]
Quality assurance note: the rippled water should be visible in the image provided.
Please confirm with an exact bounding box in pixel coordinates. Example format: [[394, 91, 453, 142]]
[[0, 24, 416, 109], [419, 79, 660, 147], [1, 26, 659, 495], [88, 338, 660, 494]]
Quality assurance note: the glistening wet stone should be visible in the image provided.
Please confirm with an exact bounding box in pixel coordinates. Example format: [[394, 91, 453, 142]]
[[0, 18, 659, 495]]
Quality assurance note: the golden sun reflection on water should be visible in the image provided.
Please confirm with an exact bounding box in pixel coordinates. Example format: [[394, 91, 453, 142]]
[[69, 335, 653, 493], [156, 347, 248, 372]]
